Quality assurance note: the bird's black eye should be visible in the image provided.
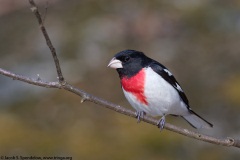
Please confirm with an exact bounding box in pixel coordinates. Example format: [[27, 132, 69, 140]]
[[123, 56, 130, 62]]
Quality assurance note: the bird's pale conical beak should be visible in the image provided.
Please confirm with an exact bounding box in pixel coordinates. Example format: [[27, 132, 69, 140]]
[[107, 57, 123, 69]]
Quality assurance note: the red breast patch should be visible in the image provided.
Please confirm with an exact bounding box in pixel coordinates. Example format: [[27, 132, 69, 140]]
[[121, 69, 148, 105]]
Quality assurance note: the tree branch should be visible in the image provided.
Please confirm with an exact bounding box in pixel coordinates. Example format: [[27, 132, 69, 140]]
[[29, 0, 64, 83], [1, 0, 240, 149], [0, 68, 60, 88]]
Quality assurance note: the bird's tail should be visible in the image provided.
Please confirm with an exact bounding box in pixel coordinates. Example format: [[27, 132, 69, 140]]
[[182, 110, 213, 129]]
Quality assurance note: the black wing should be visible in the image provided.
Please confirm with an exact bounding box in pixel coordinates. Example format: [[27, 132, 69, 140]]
[[149, 61, 190, 108]]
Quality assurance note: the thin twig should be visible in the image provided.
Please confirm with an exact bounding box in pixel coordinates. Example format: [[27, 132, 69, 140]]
[[29, 0, 64, 83], [0, 68, 60, 88]]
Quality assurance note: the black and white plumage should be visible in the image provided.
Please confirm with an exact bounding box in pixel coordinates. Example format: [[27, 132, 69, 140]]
[[108, 50, 213, 129]]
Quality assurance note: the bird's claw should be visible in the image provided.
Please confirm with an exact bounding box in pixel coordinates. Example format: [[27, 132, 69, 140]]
[[157, 116, 165, 131], [136, 111, 146, 123]]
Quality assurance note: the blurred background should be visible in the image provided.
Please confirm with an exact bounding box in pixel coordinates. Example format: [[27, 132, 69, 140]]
[[0, 0, 240, 159]]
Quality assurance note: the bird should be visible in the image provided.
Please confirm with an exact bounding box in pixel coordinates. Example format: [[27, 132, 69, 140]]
[[107, 49, 213, 130]]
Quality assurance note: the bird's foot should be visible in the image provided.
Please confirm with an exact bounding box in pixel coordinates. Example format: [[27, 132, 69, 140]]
[[136, 111, 146, 123], [157, 116, 166, 131]]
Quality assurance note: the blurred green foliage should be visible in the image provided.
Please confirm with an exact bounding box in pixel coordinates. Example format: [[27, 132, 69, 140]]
[[0, 0, 240, 159]]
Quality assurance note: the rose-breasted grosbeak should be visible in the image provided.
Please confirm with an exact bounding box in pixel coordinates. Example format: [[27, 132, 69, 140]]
[[108, 50, 213, 130]]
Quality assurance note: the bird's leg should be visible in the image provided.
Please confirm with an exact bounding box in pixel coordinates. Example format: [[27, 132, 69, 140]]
[[136, 111, 146, 123], [157, 116, 166, 131]]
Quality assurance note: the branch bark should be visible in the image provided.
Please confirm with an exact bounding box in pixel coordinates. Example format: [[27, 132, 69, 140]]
[[29, 0, 64, 83], [1, 0, 240, 149]]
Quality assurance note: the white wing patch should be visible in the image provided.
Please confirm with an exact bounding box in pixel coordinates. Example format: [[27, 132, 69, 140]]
[[175, 83, 183, 92], [163, 69, 172, 76], [163, 68, 183, 92]]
